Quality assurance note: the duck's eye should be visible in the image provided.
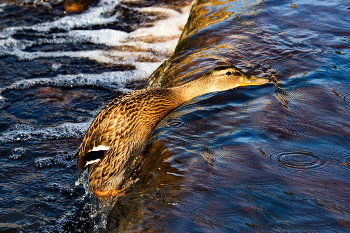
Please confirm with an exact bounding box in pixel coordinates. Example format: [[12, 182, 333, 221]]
[[226, 71, 232, 75]]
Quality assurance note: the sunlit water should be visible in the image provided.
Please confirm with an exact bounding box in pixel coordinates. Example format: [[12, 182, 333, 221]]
[[1, 0, 349, 232]]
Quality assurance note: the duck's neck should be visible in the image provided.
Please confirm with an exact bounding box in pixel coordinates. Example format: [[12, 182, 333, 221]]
[[170, 77, 212, 103]]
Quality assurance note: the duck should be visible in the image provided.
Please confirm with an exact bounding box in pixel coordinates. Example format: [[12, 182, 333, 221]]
[[75, 65, 269, 197]]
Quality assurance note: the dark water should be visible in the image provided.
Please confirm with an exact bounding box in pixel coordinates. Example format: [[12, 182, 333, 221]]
[[1, 0, 350, 232]]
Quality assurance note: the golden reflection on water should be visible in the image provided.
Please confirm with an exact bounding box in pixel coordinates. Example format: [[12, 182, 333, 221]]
[[178, 0, 235, 42], [105, 141, 185, 231], [147, 0, 272, 90], [178, 0, 264, 44]]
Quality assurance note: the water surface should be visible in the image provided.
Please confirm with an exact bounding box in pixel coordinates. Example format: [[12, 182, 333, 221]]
[[0, 0, 349, 232]]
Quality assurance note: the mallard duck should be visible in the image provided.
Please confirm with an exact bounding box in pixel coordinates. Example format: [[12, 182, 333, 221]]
[[75, 65, 269, 197]]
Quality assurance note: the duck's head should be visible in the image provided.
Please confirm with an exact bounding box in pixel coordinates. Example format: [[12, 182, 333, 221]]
[[175, 65, 270, 101], [203, 65, 270, 92]]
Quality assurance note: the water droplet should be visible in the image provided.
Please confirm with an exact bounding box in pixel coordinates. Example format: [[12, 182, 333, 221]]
[[42, 2, 52, 8], [51, 62, 62, 71], [9, 147, 26, 160], [0, 97, 8, 110], [35, 157, 54, 168], [277, 151, 326, 169], [341, 92, 350, 110]]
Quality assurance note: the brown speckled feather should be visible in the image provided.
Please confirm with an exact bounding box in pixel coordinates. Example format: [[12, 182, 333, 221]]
[[76, 88, 185, 191]]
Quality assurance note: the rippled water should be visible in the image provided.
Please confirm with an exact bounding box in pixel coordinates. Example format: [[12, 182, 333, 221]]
[[1, 0, 350, 232]]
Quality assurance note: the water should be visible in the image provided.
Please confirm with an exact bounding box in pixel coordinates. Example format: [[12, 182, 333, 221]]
[[0, 0, 349, 232]]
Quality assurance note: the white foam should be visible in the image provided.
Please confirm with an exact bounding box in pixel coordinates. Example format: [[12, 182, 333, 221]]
[[32, 0, 122, 32], [12, 49, 163, 64], [67, 29, 129, 47], [131, 7, 190, 38], [0, 62, 161, 94], [0, 122, 90, 143], [0, 1, 192, 65]]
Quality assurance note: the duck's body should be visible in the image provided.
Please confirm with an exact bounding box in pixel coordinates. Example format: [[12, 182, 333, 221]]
[[76, 66, 269, 197], [77, 88, 184, 196]]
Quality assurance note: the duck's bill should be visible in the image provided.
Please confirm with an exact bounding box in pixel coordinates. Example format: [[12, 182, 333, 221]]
[[240, 75, 270, 86]]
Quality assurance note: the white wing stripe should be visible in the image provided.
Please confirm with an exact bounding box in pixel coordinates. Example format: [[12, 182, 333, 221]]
[[91, 145, 110, 151]]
